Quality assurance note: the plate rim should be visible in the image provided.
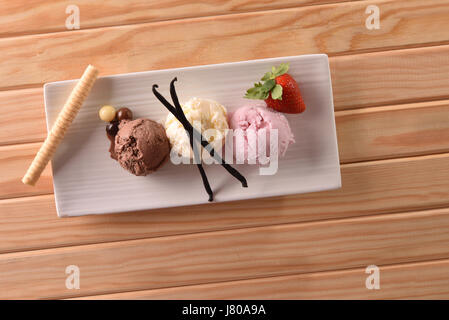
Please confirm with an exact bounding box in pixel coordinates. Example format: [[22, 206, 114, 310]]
[[44, 53, 341, 217]]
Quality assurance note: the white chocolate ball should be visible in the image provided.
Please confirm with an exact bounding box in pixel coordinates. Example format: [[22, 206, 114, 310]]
[[99, 105, 117, 122]]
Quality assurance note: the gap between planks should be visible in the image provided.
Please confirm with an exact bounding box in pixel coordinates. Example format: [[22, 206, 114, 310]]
[[2, 44, 449, 148], [2, 134, 449, 163], [3, 194, 449, 257], [0, 0, 448, 90], [1, 41, 449, 120], [2, 205, 449, 299], [0, 0, 360, 39], [70, 257, 449, 300], [0, 127, 449, 238], [1, 40, 449, 94], [3, 96, 449, 200], [2, 139, 449, 202]]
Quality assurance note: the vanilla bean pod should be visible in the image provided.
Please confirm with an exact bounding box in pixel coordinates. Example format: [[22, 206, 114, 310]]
[[168, 78, 247, 188], [153, 84, 213, 201], [152, 79, 248, 201]]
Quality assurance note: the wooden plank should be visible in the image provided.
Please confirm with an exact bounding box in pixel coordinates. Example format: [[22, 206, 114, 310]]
[[0, 0, 448, 90], [1, 0, 447, 303], [2, 44, 449, 146], [1, 207, 449, 299], [2, 153, 449, 254], [0, 0, 352, 38], [0, 143, 52, 200], [80, 259, 449, 299], [0, 88, 46, 146], [331, 45, 449, 110], [336, 100, 449, 163], [3, 96, 449, 200]]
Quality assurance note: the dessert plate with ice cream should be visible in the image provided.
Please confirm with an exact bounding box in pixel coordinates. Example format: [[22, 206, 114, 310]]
[[44, 54, 341, 217]]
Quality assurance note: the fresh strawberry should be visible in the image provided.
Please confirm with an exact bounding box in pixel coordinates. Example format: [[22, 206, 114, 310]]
[[244, 63, 306, 114]]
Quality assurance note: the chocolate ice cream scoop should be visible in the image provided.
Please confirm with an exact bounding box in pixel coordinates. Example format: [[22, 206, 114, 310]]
[[114, 118, 170, 176]]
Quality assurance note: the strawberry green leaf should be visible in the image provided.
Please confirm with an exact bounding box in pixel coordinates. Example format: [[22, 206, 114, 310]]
[[244, 86, 269, 100], [272, 63, 289, 77], [271, 84, 283, 100], [244, 88, 259, 99], [262, 79, 276, 92], [245, 63, 289, 100], [261, 72, 273, 81]]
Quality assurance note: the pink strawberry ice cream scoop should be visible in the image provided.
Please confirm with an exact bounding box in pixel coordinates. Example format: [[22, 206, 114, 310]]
[[228, 104, 295, 164]]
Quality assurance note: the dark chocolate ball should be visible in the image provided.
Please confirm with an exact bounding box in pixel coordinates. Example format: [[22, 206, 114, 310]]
[[117, 108, 133, 121], [106, 121, 119, 138]]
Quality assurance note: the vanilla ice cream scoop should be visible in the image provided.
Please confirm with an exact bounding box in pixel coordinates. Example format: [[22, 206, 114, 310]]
[[165, 97, 228, 159]]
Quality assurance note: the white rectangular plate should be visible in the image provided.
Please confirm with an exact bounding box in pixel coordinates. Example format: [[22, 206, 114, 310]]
[[44, 54, 341, 217]]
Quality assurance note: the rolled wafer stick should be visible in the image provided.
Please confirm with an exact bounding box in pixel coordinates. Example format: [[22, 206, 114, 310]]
[[22, 65, 99, 186]]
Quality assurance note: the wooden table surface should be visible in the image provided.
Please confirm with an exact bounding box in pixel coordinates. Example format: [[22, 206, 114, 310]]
[[1, 0, 449, 299]]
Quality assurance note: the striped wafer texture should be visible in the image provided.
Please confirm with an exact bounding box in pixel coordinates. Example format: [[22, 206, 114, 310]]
[[22, 65, 98, 186]]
